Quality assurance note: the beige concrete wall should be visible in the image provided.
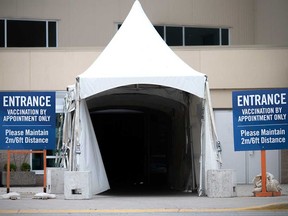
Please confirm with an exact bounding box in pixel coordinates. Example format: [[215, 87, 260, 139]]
[[1, 46, 287, 109], [2, 0, 288, 46], [255, 0, 288, 45], [0, 0, 256, 46], [175, 46, 288, 108], [0, 48, 100, 91]]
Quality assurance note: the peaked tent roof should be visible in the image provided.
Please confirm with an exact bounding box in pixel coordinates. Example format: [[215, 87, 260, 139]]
[[78, 0, 206, 99]]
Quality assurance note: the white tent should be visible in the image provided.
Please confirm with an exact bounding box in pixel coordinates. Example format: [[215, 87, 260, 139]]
[[63, 0, 221, 195]]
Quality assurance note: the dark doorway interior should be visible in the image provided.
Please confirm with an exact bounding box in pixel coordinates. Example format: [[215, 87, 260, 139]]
[[90, 108, 172, 192]]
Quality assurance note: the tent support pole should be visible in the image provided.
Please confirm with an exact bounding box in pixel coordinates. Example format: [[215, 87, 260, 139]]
[[74, 79, 81, 171], [198, 97, 206, 196]]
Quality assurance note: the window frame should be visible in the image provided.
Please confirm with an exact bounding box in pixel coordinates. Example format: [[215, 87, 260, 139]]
[[0, 18, 58, 48], [163, 25, 230, 46]]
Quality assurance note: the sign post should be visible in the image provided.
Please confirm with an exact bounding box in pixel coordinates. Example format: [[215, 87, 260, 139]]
[[6, 150, 11, 193], [43, 149, 47, 193], [258, 150, 272, 196], [232, 89, 288, 197], [0, 92, 56, 193]]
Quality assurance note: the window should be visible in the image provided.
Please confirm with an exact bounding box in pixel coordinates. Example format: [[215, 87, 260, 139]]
[[221, 28, 229, 45], [160, 26, 229, 46], [166, 26, 183, 46], [0, 20, 4, 47], [0, 19, 57, 48], [185, 27, 220, 46], [48, 22, 57, 47], [154, 26, 164, 39]]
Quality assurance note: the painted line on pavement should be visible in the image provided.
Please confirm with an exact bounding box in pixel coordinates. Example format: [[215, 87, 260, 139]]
[[0, 203, 287, 214]]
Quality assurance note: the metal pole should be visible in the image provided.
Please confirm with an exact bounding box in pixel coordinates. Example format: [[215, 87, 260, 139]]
[[43, 150, 47, 193], [254, 150, 273, 197], [6, 150, 10, 193], [261, 150, 267, 193]]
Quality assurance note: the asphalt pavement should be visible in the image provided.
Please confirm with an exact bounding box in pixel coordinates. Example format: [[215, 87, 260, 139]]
[[0, 184, 287, 215]]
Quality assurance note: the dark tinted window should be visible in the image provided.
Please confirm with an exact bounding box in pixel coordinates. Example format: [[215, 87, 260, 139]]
[[48, 21, 57, 47], [0, 20, 4, 47], [154, 26, 164, 40], [185, 27, 219, 46], [7, 20, 46, 47], [221, 28, 229, 45], [166, 26, 182, 46]]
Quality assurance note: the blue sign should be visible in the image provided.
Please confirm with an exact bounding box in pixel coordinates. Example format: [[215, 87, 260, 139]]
[[233, 89, 288, 151], [0, 92, 56, 150]]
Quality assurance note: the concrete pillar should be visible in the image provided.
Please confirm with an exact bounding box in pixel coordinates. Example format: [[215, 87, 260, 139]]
[[207, 169, 237, 198]]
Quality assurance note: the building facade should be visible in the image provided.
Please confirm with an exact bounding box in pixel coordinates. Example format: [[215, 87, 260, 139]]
[[0, 0, 287, 186]]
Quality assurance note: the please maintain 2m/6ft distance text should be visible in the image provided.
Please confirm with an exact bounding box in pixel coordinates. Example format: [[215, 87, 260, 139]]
[[5, 129, 49, 144], [240, 128, 285, 145]]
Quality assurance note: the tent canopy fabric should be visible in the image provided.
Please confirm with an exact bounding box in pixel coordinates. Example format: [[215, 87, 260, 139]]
[[66, 0, 221, 196], [78, 0, 206, 99]]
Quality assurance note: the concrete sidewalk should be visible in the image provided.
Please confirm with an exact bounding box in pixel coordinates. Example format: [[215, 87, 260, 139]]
[[0, 184, 287, 214], [1, 184, 287, 197]]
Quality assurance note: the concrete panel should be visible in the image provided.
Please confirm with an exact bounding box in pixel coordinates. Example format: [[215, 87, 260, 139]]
[[47, 168, 66, 194], [30, 51, 66, 90], [64, 171, 92, 200], [210, 90, 232, 109], [0, 51, 30, 90], [174, 49, 201, 72], [207, 169, 237, 198], [29, 49, 99, 90], [201, 48, 288, 90], [255, 0, 288, 45]]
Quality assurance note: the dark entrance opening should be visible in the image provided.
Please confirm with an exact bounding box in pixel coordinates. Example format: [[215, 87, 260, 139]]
[[86, 87, 198, 195], [90, 108, 172, 192]]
